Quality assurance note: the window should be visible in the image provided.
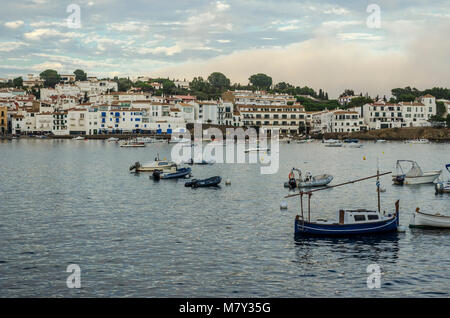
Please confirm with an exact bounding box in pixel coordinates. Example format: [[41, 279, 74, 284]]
[[354, 215, 366, 222], [367, 215, 379, 220]]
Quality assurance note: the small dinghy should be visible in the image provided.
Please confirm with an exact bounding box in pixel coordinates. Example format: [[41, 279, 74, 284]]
[[151, 167, 192, 180], [186, 158, 215, 165], [435, 164, 450, 194], [284, 168, 333, 189], [410, 207, 450, 229], [185, 176, 222, 188]]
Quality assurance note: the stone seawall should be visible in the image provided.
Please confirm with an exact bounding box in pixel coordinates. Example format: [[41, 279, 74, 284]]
[[319, 127, 450, 141]]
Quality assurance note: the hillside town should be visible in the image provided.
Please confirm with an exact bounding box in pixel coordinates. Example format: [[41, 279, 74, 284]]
[[1, 73, 450, 138]]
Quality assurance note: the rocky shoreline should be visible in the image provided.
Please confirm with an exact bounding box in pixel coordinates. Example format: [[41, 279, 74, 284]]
[[318, 127, 450, 141]]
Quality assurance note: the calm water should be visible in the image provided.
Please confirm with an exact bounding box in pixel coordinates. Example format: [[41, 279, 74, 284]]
[[0, 139, 449, 297]]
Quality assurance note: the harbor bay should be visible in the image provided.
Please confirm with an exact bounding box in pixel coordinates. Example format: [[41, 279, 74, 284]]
[[0, 139, 449, 297]]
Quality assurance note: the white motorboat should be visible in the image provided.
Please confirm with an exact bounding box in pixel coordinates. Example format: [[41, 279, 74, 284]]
[[136, 137, 157, 143], [73, 136, 85, 140], [284, 168, 333, 189], [120, 140, 146, 147], [323, 139, 337, 144], [107, 137, 119, 142], [410, 208, 450, 229], [347, 144, 363, 148], [129, 157, 177, 172], [405, 139, 430, 144], [324, 142, 343, 147], [392, 160, 441, 185], [296, 139, 313, 144], [245, 147, 270, 153], [375, 139, 387, 143]]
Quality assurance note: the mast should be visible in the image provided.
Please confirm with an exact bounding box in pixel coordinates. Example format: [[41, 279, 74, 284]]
[[377, 158, 381, 213]]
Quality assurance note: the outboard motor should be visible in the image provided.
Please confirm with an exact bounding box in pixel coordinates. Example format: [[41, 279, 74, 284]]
[[394, 174, 405, 186], [152, 170, 161, 181], [435, 182, 444, 194], [288, 178, 297, 189], [129, 161, 140, 171]]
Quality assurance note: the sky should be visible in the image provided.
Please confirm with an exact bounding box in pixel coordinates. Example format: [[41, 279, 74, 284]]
[[0, 0, 449, 98]]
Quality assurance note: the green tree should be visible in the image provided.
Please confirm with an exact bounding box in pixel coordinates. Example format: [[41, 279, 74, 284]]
[[347, 96, 374, 108], [249, 73, 272, 90], [12, 77, 23, 87], [436, 101, 446, 118], [40, 69, 61, 88], [340, 89, 355, 97], [113, 77, 133, 92], [207, 72, 230, 90], [74, 69, 87, 81]]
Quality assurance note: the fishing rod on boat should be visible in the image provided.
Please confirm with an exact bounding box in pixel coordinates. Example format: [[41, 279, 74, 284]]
[[284, 171, 392, 198]]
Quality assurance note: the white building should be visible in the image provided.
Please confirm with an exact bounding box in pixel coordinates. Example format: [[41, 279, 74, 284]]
[[362, 102, 406, 130], [197, 101, 219, 124], [330, 110, 363, 133]]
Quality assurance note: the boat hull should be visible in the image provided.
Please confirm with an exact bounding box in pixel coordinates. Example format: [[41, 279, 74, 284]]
[[160, 168, 192, 179], [284, 175, 333, 188], [409, 211, 450, 229], [392, 171, 441, 184], [185, 176, 222, 188], [295, 214, 399, 237]]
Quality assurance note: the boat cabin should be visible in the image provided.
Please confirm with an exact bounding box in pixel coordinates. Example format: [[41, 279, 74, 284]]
[[310, 210, 387, 225], [337, 209, 386, 225]]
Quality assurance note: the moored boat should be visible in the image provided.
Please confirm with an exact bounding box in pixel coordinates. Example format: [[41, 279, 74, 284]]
[[185, 176, 222, 188], [130, 157, 177, 172], [284, 168, 333, 189], [73, 136, 85, 140], [324, 142, 343, 147], [285, 171, 400, 237], [409, 208, 450, 229], [392, 160, 441, 185], [245, 147, 270, 153], [151, 167, 192, 180], [435, 164, 450, 194], [120, 139, 146, 147], [405, 139, 430, 144]]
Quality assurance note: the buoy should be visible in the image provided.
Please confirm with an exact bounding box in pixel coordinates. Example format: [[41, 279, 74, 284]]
[[397, 226, 406, 233], [280, 202, 288, 210], [225, 179, 231, 185]]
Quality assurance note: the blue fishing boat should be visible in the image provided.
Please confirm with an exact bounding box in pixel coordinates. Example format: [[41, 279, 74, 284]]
[[286, 171, 400, 237], [185, 176, 222, 188], [152, 167, 192, 180]]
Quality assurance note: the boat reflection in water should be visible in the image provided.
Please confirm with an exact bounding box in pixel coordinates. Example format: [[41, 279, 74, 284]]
[[293, 233, 400, 264]]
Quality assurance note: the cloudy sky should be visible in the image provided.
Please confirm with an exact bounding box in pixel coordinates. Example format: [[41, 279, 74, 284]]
[[1, 0, 449, 97]]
